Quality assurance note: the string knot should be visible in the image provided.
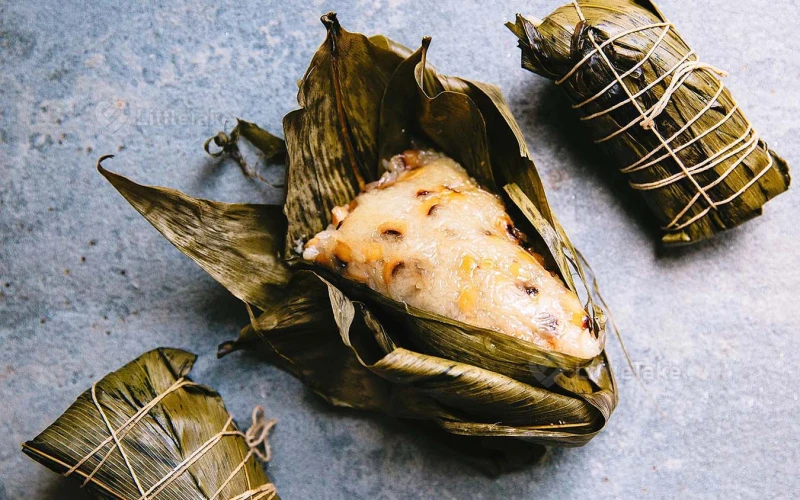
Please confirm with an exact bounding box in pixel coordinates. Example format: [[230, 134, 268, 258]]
[[244, 406, 276, 462], [640, 61, 728, 131]]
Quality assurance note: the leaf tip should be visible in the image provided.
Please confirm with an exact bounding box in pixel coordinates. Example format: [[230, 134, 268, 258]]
[[217, 340, 239, 358], [321, 11, 339, 30], [96, 154, 115, 173], [525, 15, 543, 27], [505, 15, 527, 35]]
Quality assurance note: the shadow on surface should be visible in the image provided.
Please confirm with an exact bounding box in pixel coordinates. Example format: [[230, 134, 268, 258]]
[[653, 225, 742, 260], [514, 82, 661, 241], [195, 281, 251, 328], [40, 475, 92, 500], [191, 134, 287, 204], [223, 346, 549, 479]]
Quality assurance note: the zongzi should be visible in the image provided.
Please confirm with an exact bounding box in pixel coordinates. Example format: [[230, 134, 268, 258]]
[[22, 348, 278, 500], [304, 149, 601, 359], [508, 0, 791, 245], [99, 13, 617, 460]]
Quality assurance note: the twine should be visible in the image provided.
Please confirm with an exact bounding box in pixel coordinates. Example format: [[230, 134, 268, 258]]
[[557, 1, 776, 232], [61, 377, 276, 500], [66, 378, 198, 487]]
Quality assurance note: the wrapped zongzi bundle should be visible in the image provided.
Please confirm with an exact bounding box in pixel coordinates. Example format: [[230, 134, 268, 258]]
[[508, 0, 791, 245], [22, 348, 278, 500], [98, 14, 617, 470]]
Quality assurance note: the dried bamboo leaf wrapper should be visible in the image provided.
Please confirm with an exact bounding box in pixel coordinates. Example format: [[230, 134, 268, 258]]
[[100, 13, 617, 462], [22, 348, 278, 500], [508, 0, 790, 245], [282, 14, 406, 259], [98, 161, 290, 309], [312, 271, 610, 446], [219, 272, 395, 412]]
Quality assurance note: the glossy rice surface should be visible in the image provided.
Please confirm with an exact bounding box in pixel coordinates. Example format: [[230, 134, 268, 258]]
[[303, 151, 602, 359]]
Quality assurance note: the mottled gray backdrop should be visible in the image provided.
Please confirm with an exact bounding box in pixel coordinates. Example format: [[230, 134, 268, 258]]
[[1, 0, 798, 498]]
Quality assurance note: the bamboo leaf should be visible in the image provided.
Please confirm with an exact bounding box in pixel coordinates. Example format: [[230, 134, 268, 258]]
[[218, 272, 393, 411], [452, 79, 552, 220], [378, 40, 496, 189], [99, 157, 291, 310], [367, 34, 414, 59], [235, 119, 286, 162], [282, 13, 405, 257], [22, 348, 277, 500], [317, 276, 608, 446], [221, 270, 612, 450]]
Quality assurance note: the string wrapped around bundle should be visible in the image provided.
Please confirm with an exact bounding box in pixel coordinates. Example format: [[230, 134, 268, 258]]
[[22, 348, 278, 500], [508, 0, 790, 245]]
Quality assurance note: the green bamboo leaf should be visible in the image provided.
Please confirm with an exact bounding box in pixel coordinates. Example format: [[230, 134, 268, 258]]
[[451, 79, 552, 220], [220, 270, 611, 450], [22, 348, 277, 500], [367, 34, 414, 59], [326, 269, 615, 428], [282, 13, 405, 257], [317, 276, 607, 446], [99, 157, 291, 310], [378, 40, 495, 189]]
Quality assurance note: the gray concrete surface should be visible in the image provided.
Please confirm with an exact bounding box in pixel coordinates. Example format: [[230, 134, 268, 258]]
[[1, 0, 798, 498]]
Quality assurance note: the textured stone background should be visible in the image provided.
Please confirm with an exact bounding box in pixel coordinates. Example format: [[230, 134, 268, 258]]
[[1, 0, 798, 498]]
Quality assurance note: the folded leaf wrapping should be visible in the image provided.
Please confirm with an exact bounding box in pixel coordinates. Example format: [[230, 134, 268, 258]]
[[508, 0, 790, 245], [22, 348, 278, 500], [99, 13, 618, 470]]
